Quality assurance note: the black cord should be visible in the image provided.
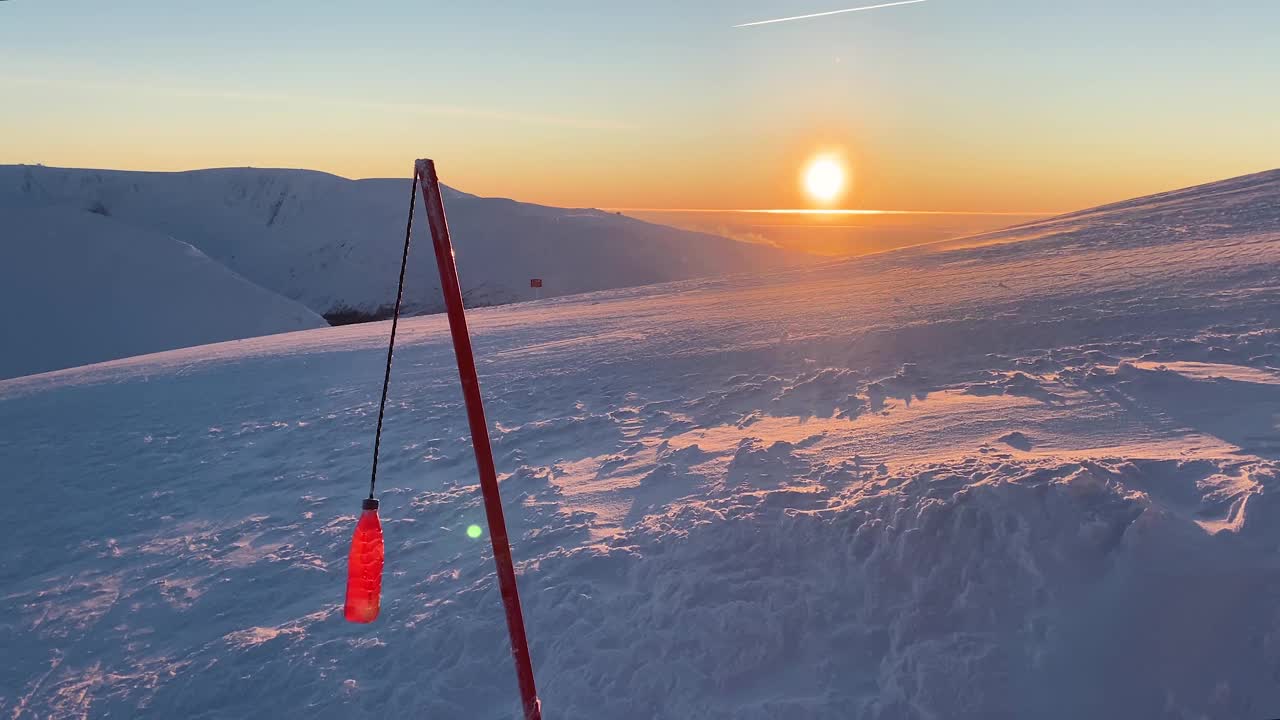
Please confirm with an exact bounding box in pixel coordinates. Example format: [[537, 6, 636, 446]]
[[369, 173, 418, 499]]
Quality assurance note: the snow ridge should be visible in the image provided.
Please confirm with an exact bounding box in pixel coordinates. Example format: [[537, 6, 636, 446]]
[[0, 206, 325, 379], [0, 164, 809, 319]]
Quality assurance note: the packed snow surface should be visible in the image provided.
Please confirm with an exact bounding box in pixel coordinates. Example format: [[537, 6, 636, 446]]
[[2, 170, 1280, 719]]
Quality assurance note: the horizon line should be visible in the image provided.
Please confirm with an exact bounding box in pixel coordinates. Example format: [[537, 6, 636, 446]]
[[604, 208, 1063, 217]]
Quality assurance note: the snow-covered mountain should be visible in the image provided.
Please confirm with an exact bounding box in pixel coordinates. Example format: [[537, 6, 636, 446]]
[[922, 167, 1280, 255], [0, 206, 325, 379], [0, 165, 810, 322], [2, 169, 1279, 719]]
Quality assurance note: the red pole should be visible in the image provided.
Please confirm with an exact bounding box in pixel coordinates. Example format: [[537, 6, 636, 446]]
[[415, 159, 542, 720]]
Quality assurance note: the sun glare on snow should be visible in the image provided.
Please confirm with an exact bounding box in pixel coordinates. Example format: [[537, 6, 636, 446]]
[[804, 157, 846, 204]]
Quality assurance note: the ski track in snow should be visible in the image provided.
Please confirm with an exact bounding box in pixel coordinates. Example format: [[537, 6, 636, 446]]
[[2, 171, 1280, 718]]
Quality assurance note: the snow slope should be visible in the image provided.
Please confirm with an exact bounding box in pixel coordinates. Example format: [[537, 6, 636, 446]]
[[0, 165, 809, 320], [0, 206, 325, 379], [2, 169, 1279, 719], [924, 167, 1280, 255]]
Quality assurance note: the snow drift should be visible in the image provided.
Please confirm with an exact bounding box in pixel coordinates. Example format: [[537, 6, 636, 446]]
[[2, 169, 1279, 719], [0, 206, 324, 379], [0, 165, 809, 324]]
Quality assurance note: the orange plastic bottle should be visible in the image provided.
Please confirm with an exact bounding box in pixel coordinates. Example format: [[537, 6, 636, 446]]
[[344, 498, 384, 623]]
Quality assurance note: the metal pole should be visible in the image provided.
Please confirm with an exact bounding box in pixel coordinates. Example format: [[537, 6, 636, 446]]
[[415, 159, 542, 720]]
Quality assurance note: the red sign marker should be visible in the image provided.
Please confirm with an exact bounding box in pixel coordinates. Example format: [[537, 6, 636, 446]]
[[530, 278, 543, 288]]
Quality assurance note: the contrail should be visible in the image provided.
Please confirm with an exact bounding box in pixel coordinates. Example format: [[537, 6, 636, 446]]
[[734, 0, 928, 28]]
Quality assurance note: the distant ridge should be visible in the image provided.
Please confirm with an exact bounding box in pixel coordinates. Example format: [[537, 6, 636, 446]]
[[909, 168, 1280, 256], [0, 164, 812, 320]]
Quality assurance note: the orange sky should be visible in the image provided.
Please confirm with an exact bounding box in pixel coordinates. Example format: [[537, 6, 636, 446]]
[[2, 1, 1277, 226]]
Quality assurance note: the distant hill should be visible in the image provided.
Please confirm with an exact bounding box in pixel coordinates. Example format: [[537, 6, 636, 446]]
[[0, 206, 325, 379], [912, 168, 1280, 256], [0, 165, 812, 324]]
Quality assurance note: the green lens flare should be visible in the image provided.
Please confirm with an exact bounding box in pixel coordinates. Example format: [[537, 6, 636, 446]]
[[466, 524, 483, 539]]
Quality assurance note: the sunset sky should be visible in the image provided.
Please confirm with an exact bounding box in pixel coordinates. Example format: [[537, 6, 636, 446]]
[[3, 0, 1278, 251]]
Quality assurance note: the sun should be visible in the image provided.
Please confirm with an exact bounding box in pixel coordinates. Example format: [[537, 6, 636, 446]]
[[804, 157, 846, 204]]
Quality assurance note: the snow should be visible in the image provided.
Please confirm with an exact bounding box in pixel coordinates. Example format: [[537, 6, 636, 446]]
[[0, 206, 325, 379], [0, 165, 809, 325], [2, 169, 1279, 719]]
